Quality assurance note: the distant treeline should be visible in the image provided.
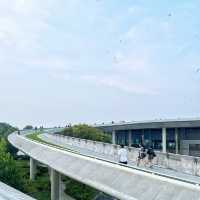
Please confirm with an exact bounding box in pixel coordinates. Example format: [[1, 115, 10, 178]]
[[58, 124, 111, 143]]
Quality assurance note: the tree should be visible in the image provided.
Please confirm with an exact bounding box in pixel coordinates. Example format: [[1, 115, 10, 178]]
[[23, 125, 33, 130], [0, 123, 18, 157], [59, 124, 111, 143], [0, 138, 25, 191], [0, 123, 17, 138]]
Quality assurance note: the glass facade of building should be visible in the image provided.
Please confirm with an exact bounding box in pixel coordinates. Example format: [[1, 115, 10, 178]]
[[131, 129, 164, 150], [166, 128, 176, 153], [179, 128, 200, 140], [114, 127, 200, 154], [115, 128, 181, 152], [132, 130, 143, 147], [116, 130, 129, 146]]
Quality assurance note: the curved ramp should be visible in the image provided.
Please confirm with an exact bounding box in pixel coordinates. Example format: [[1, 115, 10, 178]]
[[8, 133, 200, 200]]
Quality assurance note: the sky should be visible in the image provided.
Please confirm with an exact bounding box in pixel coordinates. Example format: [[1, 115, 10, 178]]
[[0, 0, 200, 128]]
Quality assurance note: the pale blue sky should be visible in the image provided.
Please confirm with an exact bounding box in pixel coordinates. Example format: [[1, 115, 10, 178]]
[[0, 0, 200, 128]]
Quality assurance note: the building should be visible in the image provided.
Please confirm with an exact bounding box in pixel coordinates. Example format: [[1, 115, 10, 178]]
[[96, 118, 200, 156]]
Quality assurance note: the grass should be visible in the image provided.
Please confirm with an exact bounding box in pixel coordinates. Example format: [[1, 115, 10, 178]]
[[26, 132, 44, 143], [26, 132, 77, 153]]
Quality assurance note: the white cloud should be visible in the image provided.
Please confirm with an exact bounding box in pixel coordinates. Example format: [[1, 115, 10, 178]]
[[27, 57, 71, 70], [0, 0, 54, 78], [128, 5, 144, 16], [124, 17, 175, 45], [82, 74, 157, 95], [112, 50, 151, 72], [0, 0, 50, 50]]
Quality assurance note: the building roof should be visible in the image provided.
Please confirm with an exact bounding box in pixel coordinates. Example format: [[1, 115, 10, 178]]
[[95, 118, 200, 131]]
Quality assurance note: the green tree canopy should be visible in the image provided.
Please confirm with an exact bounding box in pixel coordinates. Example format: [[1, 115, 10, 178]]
[[0, 123, 18, 157], [0, 123, 17, 138], [23, 125, 33, 130], [0, 138, 25, 190], [59, 124, 111, 143]]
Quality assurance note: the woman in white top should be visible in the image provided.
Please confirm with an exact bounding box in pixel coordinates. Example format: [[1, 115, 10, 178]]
[[118, 144, 128, 164]]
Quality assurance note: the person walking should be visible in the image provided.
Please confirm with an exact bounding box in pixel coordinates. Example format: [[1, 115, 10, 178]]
[[118, 144, 128, 164], [147, 146, 156, 168], [137, 145, 146, 167]]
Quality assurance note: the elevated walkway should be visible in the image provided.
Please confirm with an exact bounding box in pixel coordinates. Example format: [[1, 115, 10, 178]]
[[8, 132, 200, 200]]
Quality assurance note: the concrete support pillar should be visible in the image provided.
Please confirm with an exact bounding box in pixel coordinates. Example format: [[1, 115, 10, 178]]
[[30, 158, 37, 181], [51, 169, 61, 200], [112, 130, 116, 144], [128, 130, 132, 147], [48, 167, 52, 183], [162, 128, 167, 153], [175, 128, 179, 154]]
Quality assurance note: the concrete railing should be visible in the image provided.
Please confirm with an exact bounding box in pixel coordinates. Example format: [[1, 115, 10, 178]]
[[52, 133, 200, 176]]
